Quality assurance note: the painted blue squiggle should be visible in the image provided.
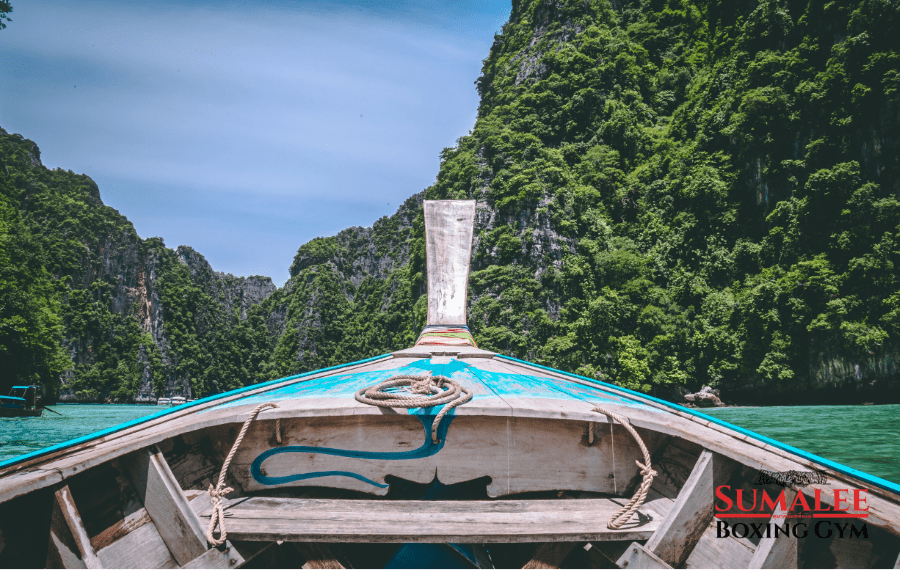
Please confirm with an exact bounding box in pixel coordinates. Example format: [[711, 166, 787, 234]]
[[265, 470, 390, 488], [250, 413, 452, 487]]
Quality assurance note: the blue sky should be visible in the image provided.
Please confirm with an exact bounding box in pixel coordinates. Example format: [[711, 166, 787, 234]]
[[1, 0, 511, 284]]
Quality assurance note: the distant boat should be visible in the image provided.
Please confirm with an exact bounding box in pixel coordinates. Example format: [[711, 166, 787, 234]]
[[0, 201, 898, 568], [157, 397, 172, 406], [0, 386, 43, 418], [171, 396, 186, 406]]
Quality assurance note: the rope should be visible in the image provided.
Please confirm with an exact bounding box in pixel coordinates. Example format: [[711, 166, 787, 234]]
[[206, 402, 279, 546], [355, 374, 472, 443], [593, 407, 657, 529]]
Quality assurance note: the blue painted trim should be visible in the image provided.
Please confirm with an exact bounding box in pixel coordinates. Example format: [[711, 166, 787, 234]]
[[250, 413, 453, 488], [0, 354, 392, 470], [496, 354, 900, 494]]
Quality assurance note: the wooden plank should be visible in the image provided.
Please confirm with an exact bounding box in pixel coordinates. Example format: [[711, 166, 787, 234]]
[[47, 489, 87, 569], [521, 543, 579, 569], [293, 543, 349, 569], [228, 411, 648, 498], [198, 497, 659, 543], [52, 485, 102, 569], [747, 489, 797, 568], [683, 526, 754, 570], [96, 519, 177, 569], [644, 450, 734, 567], [424, 200, 475, 326], [123, 446, 208, 565], [615, 542, 672, 569], [180, 541, 245, 569], [90, 507, 152, 552], [584, 541, 630, 568]]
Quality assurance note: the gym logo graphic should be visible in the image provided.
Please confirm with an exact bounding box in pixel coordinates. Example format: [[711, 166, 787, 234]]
[[715, 471, 868, 539]]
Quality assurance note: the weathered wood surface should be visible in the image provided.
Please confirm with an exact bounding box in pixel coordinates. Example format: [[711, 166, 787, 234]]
[[123, 446, 208, 565], [424, 200, 475, 326], [392, 345, 495, 358], [644, 450, 734, 567], [180, 541, 245, 569], [48, 487, 88, 569], [747, 489, 797, 569], [95, 517, 177, 569], [198, 497, 660, 543], [51, 485, 102, 569], [615, 542, 673, 569], [5, 348, 900, 559], [229, 412, 649, 498]]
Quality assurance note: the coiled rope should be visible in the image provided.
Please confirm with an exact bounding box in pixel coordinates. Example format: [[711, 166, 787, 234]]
[[206, 402, 279, 546], [355, 374, 473, 444], [593, 407, 657, 529]]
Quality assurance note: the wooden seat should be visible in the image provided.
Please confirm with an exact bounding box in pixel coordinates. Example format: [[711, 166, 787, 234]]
[[200, 497, 662, 543]]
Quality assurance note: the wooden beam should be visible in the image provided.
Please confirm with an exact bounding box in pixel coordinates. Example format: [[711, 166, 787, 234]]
[[46, 485, 102, 569], [615, 543, 672, 569], [424, 200, 476, 326], [748, 489, 797, 568], [123, 446, 208, 565], [643, 450, 734, 567], [181, 541, 246, 569], [198, 496, 660, 543], [584, 542, 630, 568], [521, 543, 578, 569]]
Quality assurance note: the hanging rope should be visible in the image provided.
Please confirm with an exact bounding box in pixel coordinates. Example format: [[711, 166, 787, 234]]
[[593, 407, 657, 530], [355, 374, 472, 444], [206, 402, 279, 546]]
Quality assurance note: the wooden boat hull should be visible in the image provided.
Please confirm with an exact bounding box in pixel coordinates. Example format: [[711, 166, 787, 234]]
[[0, 406, 43, 417], [1, 349, 898, 569]]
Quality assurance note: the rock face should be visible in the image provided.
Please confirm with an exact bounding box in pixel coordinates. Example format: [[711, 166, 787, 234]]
[[0, 129, 276, 402], [682, 386, 727, 409]]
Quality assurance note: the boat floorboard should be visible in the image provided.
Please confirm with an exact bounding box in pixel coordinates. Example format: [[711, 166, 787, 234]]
[[200, 497, 662, 543]]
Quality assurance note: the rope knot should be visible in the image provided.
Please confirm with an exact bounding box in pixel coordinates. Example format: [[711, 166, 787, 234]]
[[355, 373, 473, 444], [207, 483, 234, 500], [593, 406, 656, 530], [409, 375, 439, 395], [636, 461, 658, 478], [205, 402, 278, 546]]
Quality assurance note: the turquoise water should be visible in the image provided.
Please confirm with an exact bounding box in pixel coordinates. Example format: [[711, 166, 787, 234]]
[[0, 404, 160, 461], [0, 403, 897, 485], [702, 404, 900, 485]]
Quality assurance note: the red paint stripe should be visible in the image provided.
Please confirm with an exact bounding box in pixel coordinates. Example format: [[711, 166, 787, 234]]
[[813, 513, 868, 518], [714, 513, 770, 519]]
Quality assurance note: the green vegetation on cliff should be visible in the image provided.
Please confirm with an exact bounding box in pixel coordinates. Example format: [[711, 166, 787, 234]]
[[0, 129, 275, 401], [429, 0, 900, 400]]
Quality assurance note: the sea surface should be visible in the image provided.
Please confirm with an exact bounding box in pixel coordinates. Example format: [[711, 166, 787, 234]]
[[701, 404, 900, 485], [0, 403, 897, 484]]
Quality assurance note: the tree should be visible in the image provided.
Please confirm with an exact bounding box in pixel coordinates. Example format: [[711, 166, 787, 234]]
[[0, 1, 11, 31]]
